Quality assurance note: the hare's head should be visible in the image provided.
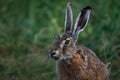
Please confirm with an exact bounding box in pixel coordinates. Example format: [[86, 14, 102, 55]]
[[49, 2, 91, 61]]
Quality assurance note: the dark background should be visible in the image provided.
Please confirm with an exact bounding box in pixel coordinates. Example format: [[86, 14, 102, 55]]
[[0, 0, 120, 80]]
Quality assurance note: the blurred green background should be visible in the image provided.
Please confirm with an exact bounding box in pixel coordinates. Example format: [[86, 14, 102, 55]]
[[0, 0, 120, 80]]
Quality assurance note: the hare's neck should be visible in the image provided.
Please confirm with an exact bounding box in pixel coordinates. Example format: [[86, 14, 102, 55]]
[[57, 59, 84, 80]]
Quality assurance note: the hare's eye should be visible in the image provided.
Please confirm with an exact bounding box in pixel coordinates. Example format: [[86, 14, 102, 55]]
[[65, 40, 70, 46]]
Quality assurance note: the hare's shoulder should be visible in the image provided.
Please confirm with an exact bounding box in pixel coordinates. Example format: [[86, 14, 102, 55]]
[[76, 45, 97, 57], [76, 45, 106, 65], [74, 46, 109, 79]]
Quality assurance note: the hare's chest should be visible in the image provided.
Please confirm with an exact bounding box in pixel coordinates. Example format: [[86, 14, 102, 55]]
[[57, 60, 88, 80]]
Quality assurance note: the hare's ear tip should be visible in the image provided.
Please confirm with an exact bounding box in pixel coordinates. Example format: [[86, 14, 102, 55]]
[[83, 6, 92, 10], [67, 2, 71, 6]]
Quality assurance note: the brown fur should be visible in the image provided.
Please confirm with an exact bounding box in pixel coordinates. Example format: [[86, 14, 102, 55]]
[[57, 46, 109, 80], [49, 3, 109, 80]]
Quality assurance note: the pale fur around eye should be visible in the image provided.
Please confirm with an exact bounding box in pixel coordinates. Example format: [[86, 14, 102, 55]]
[[60, 40, 66, 49]]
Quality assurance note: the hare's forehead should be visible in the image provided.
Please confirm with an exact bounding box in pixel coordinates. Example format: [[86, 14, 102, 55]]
[[54, 34, 71, 42], [61, 34, 69, 39]]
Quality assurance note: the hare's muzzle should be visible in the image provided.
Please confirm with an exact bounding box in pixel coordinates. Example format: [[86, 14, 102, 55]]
[[49, 52, 59, 60]]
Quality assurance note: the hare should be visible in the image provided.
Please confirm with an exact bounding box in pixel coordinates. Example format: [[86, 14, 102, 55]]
[[48, 2, 109, 80]]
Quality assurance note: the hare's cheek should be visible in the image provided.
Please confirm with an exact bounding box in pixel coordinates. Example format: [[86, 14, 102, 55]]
[[57, 50, 63, 57]]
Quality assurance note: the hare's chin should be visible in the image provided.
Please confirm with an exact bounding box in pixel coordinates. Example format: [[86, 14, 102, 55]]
[[59, 55, 73, 61]]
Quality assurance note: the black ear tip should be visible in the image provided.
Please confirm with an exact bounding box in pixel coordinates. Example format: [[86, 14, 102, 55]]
[[81, 6, 92, 12], [84, 6, 92, 10]]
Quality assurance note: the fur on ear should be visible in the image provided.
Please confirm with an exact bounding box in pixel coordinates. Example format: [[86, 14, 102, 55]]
[[64, 2, 73, 33], [72, 6, 91, 42]]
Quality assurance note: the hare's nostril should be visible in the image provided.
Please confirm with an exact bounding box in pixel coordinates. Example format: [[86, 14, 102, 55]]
[[50, 52, 56, 58], [50, 52, 59, 60], [51, 52, 56, 56]]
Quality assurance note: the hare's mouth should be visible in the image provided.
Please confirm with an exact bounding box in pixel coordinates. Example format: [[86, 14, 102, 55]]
[[49, 50, 73, 61]]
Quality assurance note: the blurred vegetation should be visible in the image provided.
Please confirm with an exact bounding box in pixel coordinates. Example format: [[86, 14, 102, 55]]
[[0, 0, 120, 80]]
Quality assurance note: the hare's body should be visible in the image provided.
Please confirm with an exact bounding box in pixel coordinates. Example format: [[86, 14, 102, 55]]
[[49, 2, 109, 80], [57, 46, 109, 80]]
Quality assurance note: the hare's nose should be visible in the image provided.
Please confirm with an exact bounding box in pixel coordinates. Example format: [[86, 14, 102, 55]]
[[50, 52, 59, 60]]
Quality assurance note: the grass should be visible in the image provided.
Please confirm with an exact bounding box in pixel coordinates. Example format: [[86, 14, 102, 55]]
[[0, 0, 120, 80]]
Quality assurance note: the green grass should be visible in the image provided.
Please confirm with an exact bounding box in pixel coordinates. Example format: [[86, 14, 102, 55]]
[[0, 0, 120, 80]]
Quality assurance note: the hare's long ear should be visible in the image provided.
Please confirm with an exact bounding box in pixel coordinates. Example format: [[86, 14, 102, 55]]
[[72, 6, 91, 42], [64, 2, 73, 33]]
